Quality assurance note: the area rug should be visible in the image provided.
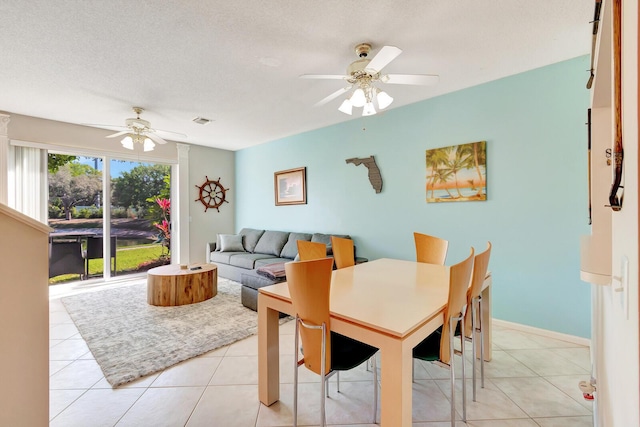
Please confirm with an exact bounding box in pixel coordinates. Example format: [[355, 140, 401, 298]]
[[62, 278, 281, 387]]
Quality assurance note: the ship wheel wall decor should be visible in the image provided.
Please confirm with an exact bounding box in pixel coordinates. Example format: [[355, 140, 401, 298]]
[[195, 176, 229, 212]]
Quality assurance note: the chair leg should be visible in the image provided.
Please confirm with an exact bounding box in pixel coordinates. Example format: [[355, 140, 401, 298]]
[[372, 352, 378, 424], [478, 296, 485, 389], [293, 320, 300, 427], [325, 375, 329, 397], [471, 299, 478, 402], [460, 319, 467, 423], [326, 371, 340, 398], [320, 324, 327, 427], [449, 319, 456, 427]]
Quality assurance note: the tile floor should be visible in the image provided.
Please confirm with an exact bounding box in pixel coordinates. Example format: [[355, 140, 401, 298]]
[[49, 279, 594, 426]]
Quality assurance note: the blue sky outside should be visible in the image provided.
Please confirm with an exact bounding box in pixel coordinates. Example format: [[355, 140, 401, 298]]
[[77, 157, 145, 178]]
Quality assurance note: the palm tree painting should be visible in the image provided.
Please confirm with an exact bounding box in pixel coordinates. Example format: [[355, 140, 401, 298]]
[[425, 141, 487, 203]]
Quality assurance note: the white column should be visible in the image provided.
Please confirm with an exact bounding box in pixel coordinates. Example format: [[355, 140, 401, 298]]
[[38, 149, 48, 222], [0, 113, 10, 205], [102, 158, 111, 279], [174, 143, 190, 264]]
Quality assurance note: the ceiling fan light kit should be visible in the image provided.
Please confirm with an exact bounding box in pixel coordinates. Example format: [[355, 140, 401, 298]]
[[338, 99, 353, 115], [143, 138, 155, 152], [339, 86, 393, 116], [120, 134, 155, 152], [362, 102, 376, 117], [301, 43, 438, 117], [120, 136, 134, 150], [89, 106, 187, 152], [376, 89, 393, 109], [350, 88, 367, 108]]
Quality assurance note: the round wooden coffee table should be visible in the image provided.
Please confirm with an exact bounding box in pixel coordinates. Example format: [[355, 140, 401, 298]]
[[147, 264, 217, 306]]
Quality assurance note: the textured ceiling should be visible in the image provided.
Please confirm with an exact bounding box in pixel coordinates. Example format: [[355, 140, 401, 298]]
[[0, 0, 592, 151]]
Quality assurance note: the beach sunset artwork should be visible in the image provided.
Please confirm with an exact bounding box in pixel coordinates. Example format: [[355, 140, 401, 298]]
[[425, 141, 487, 203]]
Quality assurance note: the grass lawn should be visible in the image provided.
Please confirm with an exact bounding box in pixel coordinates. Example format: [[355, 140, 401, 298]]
[[49, 244, 167, 284]]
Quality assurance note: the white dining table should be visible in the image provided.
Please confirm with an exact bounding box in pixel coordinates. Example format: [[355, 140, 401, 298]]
[[257, 258, 492, 426]]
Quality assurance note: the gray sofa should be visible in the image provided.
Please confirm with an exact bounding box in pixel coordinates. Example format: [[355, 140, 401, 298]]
[[207, 228, 367, 313], [205, 227, 352, 282]]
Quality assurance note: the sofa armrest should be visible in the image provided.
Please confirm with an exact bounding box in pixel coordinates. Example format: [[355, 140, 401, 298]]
[[206, 242, 217, 263]]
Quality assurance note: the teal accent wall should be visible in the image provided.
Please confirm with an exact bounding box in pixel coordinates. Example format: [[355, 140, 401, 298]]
[[236, 56, 591, 338]]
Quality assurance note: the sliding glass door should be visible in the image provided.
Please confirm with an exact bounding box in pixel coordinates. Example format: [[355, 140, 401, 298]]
[[109, 159, 171, 277], [48, 155, 103, 282], [47, 154, 171, 283]]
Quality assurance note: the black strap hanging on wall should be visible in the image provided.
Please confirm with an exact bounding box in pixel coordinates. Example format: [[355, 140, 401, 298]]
[[586, 0, 602, 89], [608, 0, 624, 211]]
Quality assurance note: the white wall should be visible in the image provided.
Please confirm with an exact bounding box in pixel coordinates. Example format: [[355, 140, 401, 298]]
[[188, 144, 235, 264], [591, 0, 639, 425]]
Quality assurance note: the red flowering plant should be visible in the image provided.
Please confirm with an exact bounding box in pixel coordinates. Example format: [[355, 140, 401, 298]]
[[153, 198, 171, 258]]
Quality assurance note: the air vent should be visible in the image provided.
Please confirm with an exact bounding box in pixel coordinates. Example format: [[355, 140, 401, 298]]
[[192, 117, 212, 125]]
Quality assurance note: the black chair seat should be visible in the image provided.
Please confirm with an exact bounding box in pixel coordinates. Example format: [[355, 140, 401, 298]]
[[412, 326, 443, 362], [413, 324, 464, 362], [331, 332, 378, 371]]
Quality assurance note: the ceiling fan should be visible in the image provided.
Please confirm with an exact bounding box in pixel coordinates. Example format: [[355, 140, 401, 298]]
[[87, 107, 186, 152], [300, 43, 439, 116]]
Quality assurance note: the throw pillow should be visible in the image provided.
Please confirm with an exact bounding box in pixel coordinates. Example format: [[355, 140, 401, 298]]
[[239, 228, 265, 253], [219, 234, 245, 252], [280, 232, 312, 259], [311, 233, 350, 255], [253, 230, 289, 257]]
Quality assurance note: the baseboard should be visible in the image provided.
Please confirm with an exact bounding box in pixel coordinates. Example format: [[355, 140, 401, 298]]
[[492, 318, 591, 347]]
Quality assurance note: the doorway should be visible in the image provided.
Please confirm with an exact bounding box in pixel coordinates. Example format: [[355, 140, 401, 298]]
[[47, 155, 171, 283]]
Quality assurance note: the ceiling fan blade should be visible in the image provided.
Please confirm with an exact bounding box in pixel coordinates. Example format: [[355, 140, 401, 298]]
[[365, 46, 402, 74], [299, 74, 348, 80], [146, 132, 168, 145], [151, 128, 188, 139], [82, 123, 129, 131], [105, 130, 130, 139], [384, 74, 440, 85], [314, 86, 352, 107]]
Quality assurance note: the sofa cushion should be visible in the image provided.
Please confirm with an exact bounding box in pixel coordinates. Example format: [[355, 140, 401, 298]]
[[311, 233, 351, 255], [229, 253, 275, 269], [210, 251, 246, 264], [241, 269, 285, 291], [280, 232, 312, 259], [219, 234, 245, 252], [239, 228, 265, 253], [253, 230, 290, 257]]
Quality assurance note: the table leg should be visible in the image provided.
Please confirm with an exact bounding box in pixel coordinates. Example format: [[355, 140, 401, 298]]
[[379, 339, 413, 426], [258, 293, 280, 405]]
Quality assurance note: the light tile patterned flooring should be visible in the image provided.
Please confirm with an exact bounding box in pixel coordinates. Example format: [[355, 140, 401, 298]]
[[49, 279, 594, 426]]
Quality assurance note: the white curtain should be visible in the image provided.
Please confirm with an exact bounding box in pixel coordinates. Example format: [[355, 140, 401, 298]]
[[8, 145, 47, 223]]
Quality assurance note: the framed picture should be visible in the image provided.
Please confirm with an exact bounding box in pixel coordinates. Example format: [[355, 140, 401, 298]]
[[274, 167, 306, 206], [425, 141, 487, 203]]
